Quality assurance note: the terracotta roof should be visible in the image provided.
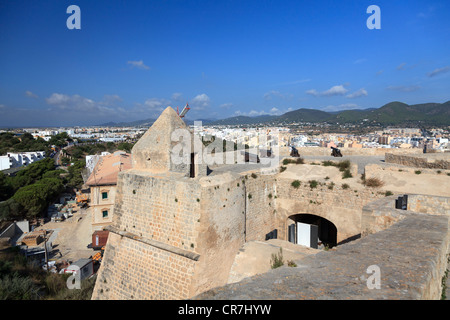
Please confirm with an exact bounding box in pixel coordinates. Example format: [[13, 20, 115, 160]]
[[86, 152, 132, 186]]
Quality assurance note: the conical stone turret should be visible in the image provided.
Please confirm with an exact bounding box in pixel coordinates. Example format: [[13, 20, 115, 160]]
[[131, 106, 206, 177]]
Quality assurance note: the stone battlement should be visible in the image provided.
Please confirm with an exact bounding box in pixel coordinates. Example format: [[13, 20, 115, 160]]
[[91, 107, 450, 300], [195, 195, 450, 300], [385, 152, 450, 169]]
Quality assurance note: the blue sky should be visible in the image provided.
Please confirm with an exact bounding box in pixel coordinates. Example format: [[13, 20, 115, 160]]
[[0, 0, 449, 127]]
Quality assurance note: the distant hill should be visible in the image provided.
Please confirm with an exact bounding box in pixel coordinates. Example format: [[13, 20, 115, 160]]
[[329, 101, 450, 125], [276, 108, 332, 123], [208, 101, 450, 126], [209, 115, 278, 126], [97, 101, 450, 127], [97, 118, 156, 127]]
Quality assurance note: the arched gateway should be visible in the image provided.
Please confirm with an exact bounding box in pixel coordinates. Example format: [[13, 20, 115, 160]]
[[287, 214, 338, 249]]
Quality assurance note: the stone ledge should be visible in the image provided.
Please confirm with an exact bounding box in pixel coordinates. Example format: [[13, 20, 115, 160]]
[[106, 225, 201, 261], [193, 213, 449, 300], [385, 153, 450, 170], [362, 194, 450, 237]]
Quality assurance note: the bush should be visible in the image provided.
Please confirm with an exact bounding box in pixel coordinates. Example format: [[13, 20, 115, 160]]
[[364, 177, 384, 188], [342, 183, 350, 190], [309, 180, 318, 189], [270, 248, 284, 269], [342, 169, 353, 179], [280, 166, 287, 173], [287, 260, 297, 267], [291, 180, 301, 189], [283, 158, 304, 165], [0, 274, 41, 300], [385, 191, 393, 196], [336, 160, 351, 172], [415, 170, 422, 175], [321, 160, 352, 177], [45, 273, 69, 296]]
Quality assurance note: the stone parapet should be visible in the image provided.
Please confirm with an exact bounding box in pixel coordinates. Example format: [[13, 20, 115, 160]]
[[385, 153, 450, 169], [280, 147, 424, 157], [194, 213, 449, 300]]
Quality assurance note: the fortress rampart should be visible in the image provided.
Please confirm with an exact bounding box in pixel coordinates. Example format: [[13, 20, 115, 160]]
[[385, 152, 450, 169], [92, 161, 392, 299], [280, 146, 424, 157], [91, 107, 450, 300], [195, 194, 450, 300]]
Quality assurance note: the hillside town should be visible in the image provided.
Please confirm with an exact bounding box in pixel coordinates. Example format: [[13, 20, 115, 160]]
[[1, 122, 449, 172]]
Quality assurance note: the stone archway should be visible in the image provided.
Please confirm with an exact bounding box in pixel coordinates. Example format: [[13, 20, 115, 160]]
[[287, 214, 338, 249]]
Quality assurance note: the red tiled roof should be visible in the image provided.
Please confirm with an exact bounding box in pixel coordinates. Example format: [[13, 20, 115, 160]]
[[86, 152, 132, 186]]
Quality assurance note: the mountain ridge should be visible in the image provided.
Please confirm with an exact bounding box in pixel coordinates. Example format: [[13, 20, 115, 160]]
[[209, 101, 450, 126], [98, 101, 450, 127]]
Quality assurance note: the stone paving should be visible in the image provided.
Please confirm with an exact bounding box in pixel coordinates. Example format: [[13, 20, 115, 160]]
[[194, 213, 449, 300]]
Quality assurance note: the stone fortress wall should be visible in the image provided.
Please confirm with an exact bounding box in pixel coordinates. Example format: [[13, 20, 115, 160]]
[[195, 201, 449, 300], [280, 146, 424, 157], [93, 163, 389, 299], [385, 152, 450, 169], [92, 107, 450, 300]]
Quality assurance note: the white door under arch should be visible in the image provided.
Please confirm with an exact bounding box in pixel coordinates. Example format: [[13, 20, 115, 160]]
[[297, 222, 318, 249]]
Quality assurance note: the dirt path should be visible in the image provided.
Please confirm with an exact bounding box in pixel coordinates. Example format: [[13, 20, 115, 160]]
[[36, 207, 94, 263]]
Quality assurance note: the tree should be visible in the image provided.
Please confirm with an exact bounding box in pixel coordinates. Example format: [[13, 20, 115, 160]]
[[9, 158, 56, 192], [70, 148, 84, 160], [0, 198, 21, 221], [61, 157, 71, 166], [42, 169, 66, 182], [67, 160, 86, 189], [11, 177, 63, 219], [117, 142, 133, 153], [12, 185, 48, 218], [38, 178, 64, 201], [49, 132, 70, 148], [0, 172, 13, 201]]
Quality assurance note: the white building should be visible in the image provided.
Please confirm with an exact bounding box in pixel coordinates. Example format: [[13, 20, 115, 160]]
[[0, 151, 45, 171]]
